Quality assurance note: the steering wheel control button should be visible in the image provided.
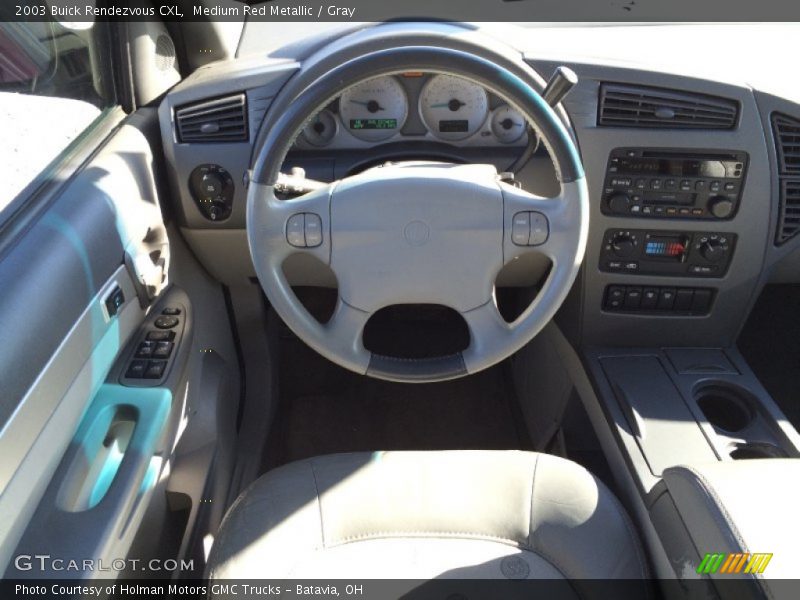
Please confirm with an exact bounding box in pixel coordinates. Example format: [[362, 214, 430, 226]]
[[147, 330, 175, 341], [154, 316, 179, 329], [286, 214, 306, 247], [304, 214, 323, 247], [125, 360, 147, 379], [512, 212, 549, 246], [511, 212, 530, 245]]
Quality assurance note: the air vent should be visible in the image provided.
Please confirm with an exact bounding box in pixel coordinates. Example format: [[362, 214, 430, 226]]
[[777, 181, 800, 245], [176, 94, 247, 143], [598, 84, 738, 130], [772, 114, 800, 175], [772, 113, 800, 245]]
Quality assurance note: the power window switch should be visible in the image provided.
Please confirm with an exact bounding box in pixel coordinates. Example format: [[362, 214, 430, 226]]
[[674, 289, 694, 311], [125, 359, 147, 379], [136, 341, 156, 358], [144, 360, 167, 379], [161, 307, 181, 316], [304, 213, 323, 247], [624, 287, 643, 309], [153, 341, 173, 359], [286, 214, 306, 247]]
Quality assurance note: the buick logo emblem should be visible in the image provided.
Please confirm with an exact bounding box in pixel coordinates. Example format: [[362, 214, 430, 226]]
[[403, 220, 430, 246]]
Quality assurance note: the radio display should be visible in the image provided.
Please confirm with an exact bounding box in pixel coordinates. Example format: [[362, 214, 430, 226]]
[[645, 235, 688, 260], [349, 118, 398, 130], [617, 157, 728, 178], [439, 120, 469, 133]]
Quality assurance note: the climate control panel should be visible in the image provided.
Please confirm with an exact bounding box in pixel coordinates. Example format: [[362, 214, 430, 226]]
[[599, 229, 736, 277]]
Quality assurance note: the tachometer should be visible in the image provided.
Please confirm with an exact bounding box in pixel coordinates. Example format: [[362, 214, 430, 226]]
[[419, 74, 489, 141], [339, 76, 408, 142], [490, 105, 526, 144]]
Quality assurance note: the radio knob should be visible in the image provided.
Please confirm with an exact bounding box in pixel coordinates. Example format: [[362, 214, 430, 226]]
[[611, 233, 636, 257], [607, 193, 632, 215], [708, 195, 734, 219], [700, 239, 727, 262]]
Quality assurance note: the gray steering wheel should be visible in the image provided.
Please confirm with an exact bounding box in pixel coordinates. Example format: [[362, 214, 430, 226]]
[[247, 45, 588, 383]]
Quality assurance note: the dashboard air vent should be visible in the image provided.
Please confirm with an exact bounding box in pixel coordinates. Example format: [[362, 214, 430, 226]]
[[772, 114, 800, 175], [598, 84, 738, 130], [773, 114, 800, 245], [176, 94, 247, 143], [777, 180, 800, 245]]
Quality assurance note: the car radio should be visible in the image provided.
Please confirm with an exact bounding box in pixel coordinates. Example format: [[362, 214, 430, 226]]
[[599, 229, 736, 277], [601, 148, 748, 220]]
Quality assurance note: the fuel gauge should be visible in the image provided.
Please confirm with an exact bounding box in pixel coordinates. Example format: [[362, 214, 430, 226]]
[[301, 109, 337, 147], [490, 105, 526, 144]]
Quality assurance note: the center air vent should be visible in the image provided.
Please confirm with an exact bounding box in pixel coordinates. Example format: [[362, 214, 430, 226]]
[[598, 84, 738, 130], [176, 94, 247, 143], [773, 113, 800, 244]]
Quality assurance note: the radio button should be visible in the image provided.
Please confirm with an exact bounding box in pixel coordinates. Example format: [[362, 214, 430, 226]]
[[708, 196, 734, 219], [666, 207, 677, 215], [695, 180, 707, 192], [665, 179, 677, 190], [650, 179, 662, 190], [635, 179, 646, 189], [680, 180, 692, 191], [607, 193, 632, 215], [724, 182, 736, 191], [710, 181, 722, 192]]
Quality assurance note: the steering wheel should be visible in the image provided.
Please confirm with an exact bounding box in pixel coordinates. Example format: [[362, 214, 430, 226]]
[[247, 45, 588, 383]]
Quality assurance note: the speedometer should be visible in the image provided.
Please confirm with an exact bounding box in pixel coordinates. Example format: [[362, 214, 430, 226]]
[[339, 76, 408, 142], [419, 74, 489, 141]]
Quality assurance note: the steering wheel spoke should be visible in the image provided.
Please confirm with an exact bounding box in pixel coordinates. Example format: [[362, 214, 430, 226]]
[[502, 180, 589, 267], [247, 181, 333, 267]]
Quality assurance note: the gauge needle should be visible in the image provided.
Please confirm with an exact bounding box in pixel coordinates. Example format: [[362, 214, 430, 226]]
[[431, 99, 466, 111], [349, 99, 385, 112]]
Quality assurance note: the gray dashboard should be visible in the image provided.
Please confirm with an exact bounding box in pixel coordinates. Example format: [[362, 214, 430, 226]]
[[158, 22, 800, 350]]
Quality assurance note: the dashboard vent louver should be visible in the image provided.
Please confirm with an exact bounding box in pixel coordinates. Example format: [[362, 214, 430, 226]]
[[176, 94, 248, 143], [773, 114, 800, 175], [773, 114, 800, 245], [598, 84, 738, 130]]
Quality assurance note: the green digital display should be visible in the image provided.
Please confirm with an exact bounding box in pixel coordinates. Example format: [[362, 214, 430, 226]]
[[349, 118, 398, 130]]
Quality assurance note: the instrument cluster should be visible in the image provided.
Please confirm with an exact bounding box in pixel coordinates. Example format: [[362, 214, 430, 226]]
[[296, 72, 531, 149]]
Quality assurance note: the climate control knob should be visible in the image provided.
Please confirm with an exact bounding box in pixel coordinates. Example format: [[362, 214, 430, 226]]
[[611, 233, 637, 257], [699, 239, 727, 262], [708, 195, 734, 219], [607, 193, 632, 215]]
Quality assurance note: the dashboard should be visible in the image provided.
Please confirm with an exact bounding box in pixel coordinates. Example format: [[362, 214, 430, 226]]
[[294, 73, 530, 150], [158, 22, 800, 352]]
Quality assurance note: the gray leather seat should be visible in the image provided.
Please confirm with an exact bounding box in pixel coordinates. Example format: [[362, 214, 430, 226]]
[[207, 451, 649, 593]]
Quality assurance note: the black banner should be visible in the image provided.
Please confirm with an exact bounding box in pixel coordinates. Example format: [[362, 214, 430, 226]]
[[3, 0, 800, 23]]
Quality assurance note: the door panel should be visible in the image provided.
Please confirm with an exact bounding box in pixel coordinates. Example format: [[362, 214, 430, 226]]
[[0, 122, 168, 571]]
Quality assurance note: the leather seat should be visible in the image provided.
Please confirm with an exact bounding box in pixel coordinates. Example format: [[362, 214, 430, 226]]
[[207, 451, 649, 594]]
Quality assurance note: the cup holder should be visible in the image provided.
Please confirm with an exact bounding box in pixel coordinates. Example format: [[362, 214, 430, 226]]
[[695, 383, 754, 434], [729, 442, 788, 460]]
